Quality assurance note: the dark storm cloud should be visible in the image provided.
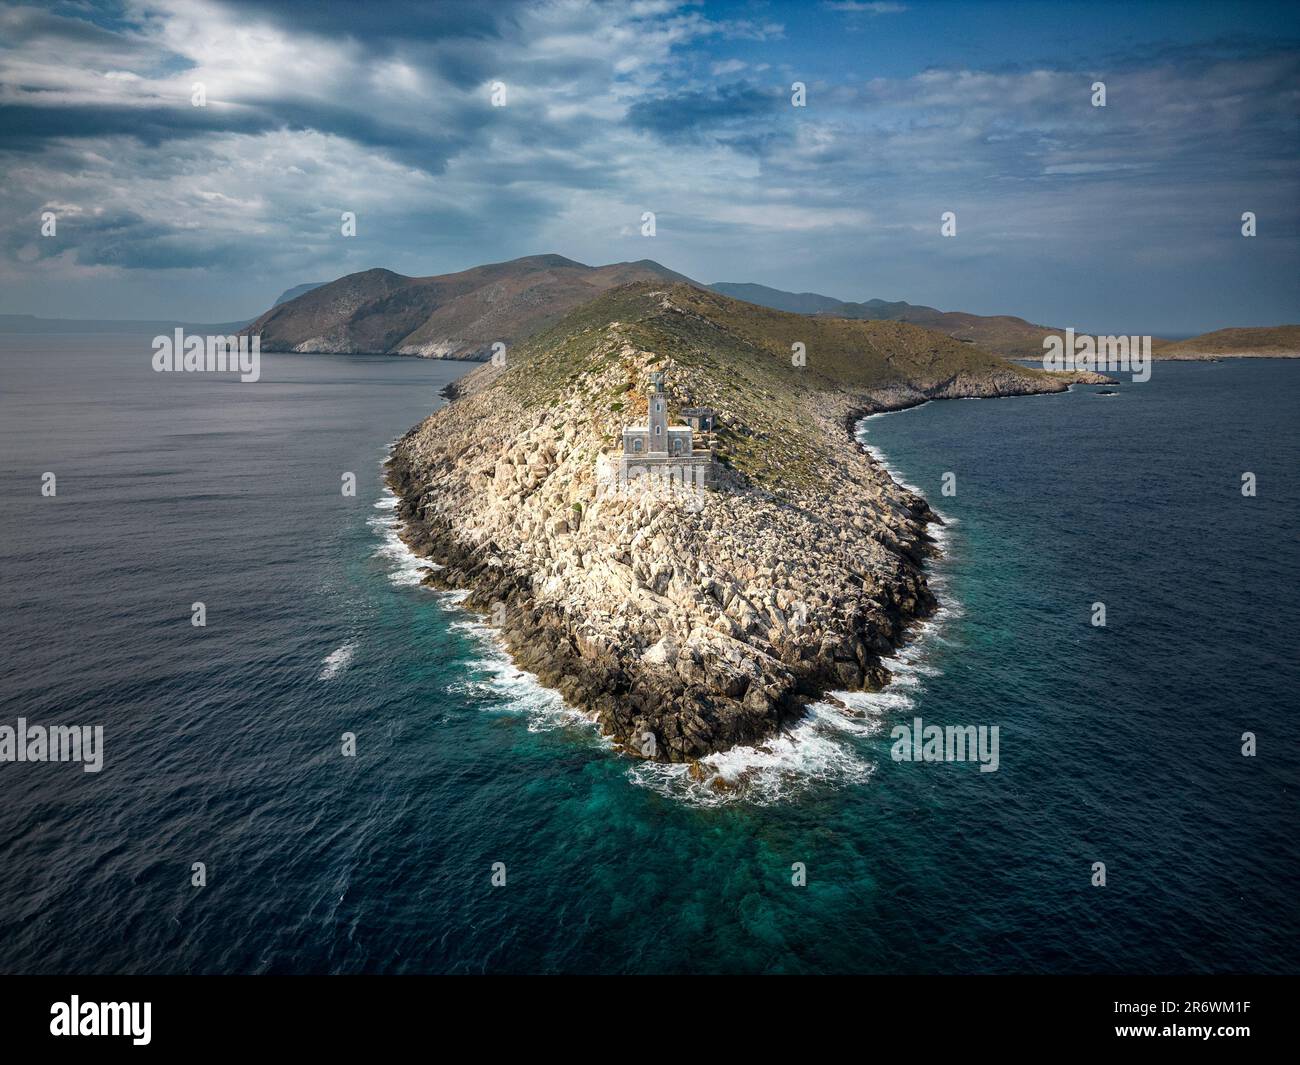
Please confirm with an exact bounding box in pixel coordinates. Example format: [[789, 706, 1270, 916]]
[[215, 0, 520, 42], [10, 205, 252, 270], [626, 82, 786, 144], [229, 96, 483, 174], [0, 0, 631, 175], [194, 0, 537, 88], [0, 100, 275, 149], [3, 5, 137, 47]]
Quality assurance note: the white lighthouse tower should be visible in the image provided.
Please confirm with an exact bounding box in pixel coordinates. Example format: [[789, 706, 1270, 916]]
[[646, 370, 668, 455]]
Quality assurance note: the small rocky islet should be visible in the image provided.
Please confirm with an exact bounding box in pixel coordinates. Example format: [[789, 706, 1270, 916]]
[[389, 282, 1103, 763]]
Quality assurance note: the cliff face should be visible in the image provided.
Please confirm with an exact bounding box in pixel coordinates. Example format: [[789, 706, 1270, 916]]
[[389, 283, 1084, 763]]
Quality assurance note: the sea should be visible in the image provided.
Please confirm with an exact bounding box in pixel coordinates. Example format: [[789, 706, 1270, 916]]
[[1, 335, 1296, 974]]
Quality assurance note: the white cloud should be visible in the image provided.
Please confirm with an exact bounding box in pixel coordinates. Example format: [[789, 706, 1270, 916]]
[[0, 0, 1295, 332]]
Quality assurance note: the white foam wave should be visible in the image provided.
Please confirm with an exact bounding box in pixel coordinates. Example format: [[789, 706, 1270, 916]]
[[451, 619, 603, 737], [856, 413, 958, 527], [369, 488, 442, 587], [881, 645, 943, 681], [629, 706, 878, 807], [855, 413, 965, 631], [368, 484, 598, 741], [318, 641, 356, 680]]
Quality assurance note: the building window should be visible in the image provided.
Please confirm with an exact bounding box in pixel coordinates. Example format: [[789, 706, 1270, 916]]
[[633, 439, 643, 452], [672, 438, 683, 454], [655, 424, 661, 435]]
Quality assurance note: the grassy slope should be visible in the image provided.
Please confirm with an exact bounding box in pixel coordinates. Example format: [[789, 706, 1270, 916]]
[[828, 303, 1063, 358], [1154, 325, 1300, 356], [493, 281, 1059, 494]]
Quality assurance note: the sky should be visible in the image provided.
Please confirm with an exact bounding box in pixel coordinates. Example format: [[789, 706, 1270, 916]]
[[1, 0, 1297, 334]]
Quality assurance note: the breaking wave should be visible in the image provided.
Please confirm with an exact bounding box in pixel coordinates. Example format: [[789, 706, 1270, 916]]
[[318, 641, 356, 680], [370, 484, 602, 740], [449, 618, 602, 737], [368, 488, 443, 587]]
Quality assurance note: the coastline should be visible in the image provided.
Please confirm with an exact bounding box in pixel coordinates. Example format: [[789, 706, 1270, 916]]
[[384, 457, 939, 784], [384, 379, 1087, 771], [384, 392, 942, 767], [381, 282, 1114, 767]]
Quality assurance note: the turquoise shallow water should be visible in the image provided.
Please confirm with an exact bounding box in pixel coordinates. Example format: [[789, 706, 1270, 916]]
[[0, 339, 1296, 974]]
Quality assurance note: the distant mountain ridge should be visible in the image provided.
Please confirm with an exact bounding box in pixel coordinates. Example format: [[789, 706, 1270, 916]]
[[705, 282, 846, 315], [273, 282, 326, 307], [241, 254, 694, 359], [3, 261, 1288, 360], [709, 281, 1064, 358], [248, 258, 1065, 362], [241, 255, 1298, 362]]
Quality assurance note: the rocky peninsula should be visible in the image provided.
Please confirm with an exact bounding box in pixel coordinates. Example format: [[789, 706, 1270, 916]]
[[389, 282, 1100, 763]]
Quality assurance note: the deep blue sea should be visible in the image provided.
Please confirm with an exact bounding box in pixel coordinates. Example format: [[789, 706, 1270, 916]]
[[1, 337, 1296, 974]]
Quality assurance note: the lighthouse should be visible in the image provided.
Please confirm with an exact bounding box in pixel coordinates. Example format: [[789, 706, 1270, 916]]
[[616, 368, 716, 487], [646, 370, 668, 454]]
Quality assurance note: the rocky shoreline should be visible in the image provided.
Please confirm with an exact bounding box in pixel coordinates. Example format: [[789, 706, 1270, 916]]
[[390, 439, 941, 759], [387, 411, 939, 763], [385, 282, 1103, 766]]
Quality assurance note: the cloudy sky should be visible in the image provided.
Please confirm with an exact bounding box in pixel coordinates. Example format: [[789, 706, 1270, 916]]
[[2, 0, 1297, 333]]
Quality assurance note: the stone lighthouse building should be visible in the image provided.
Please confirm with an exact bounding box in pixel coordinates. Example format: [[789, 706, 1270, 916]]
[[619, 370, 715, 486]]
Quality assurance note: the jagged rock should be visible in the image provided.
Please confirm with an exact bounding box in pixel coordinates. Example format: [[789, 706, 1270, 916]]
[[642, 636, 678, 667]]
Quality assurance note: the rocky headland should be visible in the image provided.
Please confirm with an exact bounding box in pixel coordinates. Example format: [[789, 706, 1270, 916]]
[[389, 282, 1100, 764]]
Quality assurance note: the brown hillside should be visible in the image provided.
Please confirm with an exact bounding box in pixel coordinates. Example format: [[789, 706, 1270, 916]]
[[240, 254, 696, 359]]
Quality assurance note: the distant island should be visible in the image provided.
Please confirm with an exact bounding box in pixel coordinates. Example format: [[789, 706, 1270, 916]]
[[1152, 325, 1300, 359], [387, 281, 1104, 770]]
